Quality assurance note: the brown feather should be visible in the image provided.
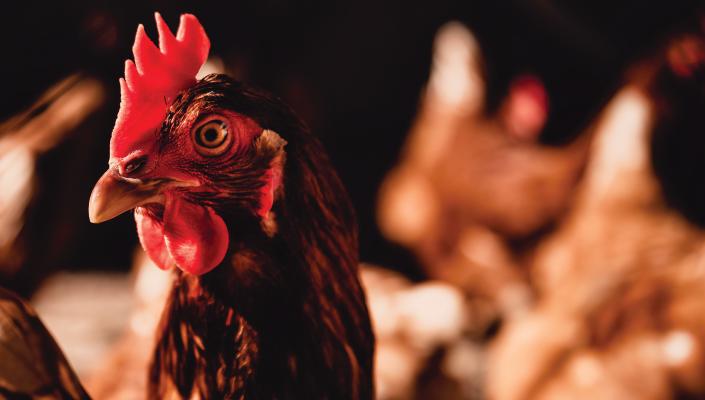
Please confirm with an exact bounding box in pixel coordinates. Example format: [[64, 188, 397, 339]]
[[0, 287, 89, 399]]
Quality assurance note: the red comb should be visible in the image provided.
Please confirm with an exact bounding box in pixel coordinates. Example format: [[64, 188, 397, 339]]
[[110, 13, 210, 158]]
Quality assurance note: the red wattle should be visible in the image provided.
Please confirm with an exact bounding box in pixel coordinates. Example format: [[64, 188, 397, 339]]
[[162, 193, 229, 275], [135, 194, 229, 275], [135, 207, 174, 270]]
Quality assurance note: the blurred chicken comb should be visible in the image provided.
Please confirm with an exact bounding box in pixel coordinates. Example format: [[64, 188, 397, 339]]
[[110, 13, 210, 159]]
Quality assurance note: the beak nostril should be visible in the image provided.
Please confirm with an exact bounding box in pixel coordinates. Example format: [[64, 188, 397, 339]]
[[122, 156, 147, 177]]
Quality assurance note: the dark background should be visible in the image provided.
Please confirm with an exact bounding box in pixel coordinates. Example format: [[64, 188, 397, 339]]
[[1, 0, 702, 294]]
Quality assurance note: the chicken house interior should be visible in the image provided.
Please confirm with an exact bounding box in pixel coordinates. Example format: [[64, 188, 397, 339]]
[[2, 1, 705, 399]]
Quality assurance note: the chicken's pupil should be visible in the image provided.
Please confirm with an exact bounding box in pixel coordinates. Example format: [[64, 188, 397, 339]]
[[204, 128, 218, 143]]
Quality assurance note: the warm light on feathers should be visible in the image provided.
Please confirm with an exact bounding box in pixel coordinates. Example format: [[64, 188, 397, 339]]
[[110, 13, 210, 158]]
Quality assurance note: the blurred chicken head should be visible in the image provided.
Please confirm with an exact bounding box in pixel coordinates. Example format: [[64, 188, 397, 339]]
[[378, 22, 592, 262]]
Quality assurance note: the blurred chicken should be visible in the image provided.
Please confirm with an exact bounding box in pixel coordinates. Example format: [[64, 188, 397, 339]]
[[0, 287, 88, 399], [488, 38, 705, 400], [378, 4, 705, 399], [0, 76, 104, 287]]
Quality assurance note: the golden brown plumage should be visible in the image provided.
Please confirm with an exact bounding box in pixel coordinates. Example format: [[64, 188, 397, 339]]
[[0, 287, 88, 399]]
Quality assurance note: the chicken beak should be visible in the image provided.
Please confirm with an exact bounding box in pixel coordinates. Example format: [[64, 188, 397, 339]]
[[88, 169, 163, 224]]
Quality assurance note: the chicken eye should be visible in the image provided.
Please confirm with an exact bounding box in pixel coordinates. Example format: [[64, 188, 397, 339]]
[[193, 119, 232, 156]]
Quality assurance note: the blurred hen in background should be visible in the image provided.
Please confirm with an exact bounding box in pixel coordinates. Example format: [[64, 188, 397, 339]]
[[378, 0, 705, 399]]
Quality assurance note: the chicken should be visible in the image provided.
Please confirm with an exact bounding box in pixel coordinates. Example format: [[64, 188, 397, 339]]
[[87, 13, 374, 399], [0, 287, 88, 399]]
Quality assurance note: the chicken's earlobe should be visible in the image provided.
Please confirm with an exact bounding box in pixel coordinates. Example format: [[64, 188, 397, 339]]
[[259, 168, 280, 237], [256, 130, 287, 219], [254, 130, 286, 236]]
